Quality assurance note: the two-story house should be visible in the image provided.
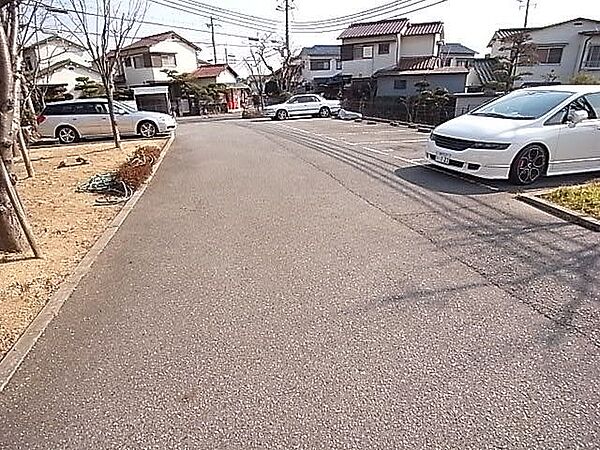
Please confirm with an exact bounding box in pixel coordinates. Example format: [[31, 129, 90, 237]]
[[23, 36, 101, 99], [488, 17, 600, 86], [439, 43, 477, 68], [337, 19, 468, 97], [116, 31, 201, 87], [297, 45, 342, 88], [338, 19, 444, 80]]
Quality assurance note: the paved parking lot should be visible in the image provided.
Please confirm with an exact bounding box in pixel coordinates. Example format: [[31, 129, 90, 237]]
[[1, 118, 598, 449], [249, 117, 600, 344]]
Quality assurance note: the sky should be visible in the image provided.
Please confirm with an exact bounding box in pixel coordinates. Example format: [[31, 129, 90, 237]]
[[135, 0, 600, 76]]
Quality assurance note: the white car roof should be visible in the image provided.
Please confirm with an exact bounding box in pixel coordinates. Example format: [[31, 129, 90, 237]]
[[47, 98, 109, 105], [524, 85, 600, 95]]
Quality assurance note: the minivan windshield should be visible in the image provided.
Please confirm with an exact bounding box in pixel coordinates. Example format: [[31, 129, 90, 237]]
[[471, 90, 573, 120]]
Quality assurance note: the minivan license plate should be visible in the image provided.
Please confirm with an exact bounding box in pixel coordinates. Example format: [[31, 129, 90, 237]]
[[436, 152, 451, 165]]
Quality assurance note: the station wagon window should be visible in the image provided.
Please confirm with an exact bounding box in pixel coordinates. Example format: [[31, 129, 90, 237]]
[[537, 47, 563, 64], [584, 93, 600, 118]]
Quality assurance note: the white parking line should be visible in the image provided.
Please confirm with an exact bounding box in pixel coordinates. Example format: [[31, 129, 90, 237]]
[[363, 147, 391, 155]]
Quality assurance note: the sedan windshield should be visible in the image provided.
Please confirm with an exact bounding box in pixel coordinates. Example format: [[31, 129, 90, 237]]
[[471, 90, 573, 120]]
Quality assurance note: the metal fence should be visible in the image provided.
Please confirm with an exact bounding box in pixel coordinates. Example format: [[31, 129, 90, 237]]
[[341, 97, 456, 127]]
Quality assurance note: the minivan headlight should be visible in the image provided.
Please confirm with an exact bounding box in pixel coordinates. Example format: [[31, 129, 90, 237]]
[[471, 142, 510, 150]]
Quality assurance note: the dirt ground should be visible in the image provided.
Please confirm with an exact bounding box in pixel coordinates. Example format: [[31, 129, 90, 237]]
[[0, 138, 167, 359]]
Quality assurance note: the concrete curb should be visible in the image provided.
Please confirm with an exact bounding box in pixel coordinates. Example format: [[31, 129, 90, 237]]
[[517, 192, 600, 232], [362, 116, 434, 133], [0, 134, 176, 392]]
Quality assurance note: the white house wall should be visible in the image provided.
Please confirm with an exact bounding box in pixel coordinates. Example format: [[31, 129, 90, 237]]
[[301, 55, 340, 82], [490, 19, 600, 85], [123, 39, 199, 86], [27, 41, 90, 70], [37, 66, 102, 96], [341, 35, 398, 78], [400, 35, 437, 57], [150, 40, 199, 74], [216, 71, 237, 84]]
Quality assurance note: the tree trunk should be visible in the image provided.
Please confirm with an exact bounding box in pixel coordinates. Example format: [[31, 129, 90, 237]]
[[0, 17, 24, 252], [103, 78, 122, 150]]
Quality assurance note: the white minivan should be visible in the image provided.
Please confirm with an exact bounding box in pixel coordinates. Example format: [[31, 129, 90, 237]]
[[427, 85, 600, 184], [37, 98, 177, 144]]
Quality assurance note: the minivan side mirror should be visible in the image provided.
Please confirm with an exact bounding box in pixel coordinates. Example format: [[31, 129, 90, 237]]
[[567, 110, 588, 128]]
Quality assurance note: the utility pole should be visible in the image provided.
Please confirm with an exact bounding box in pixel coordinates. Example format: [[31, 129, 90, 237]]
[[207, 17, 218, 63], [285, 0, 290, 57], [277, 0, 294, 58], [523, 0, 531, 27]]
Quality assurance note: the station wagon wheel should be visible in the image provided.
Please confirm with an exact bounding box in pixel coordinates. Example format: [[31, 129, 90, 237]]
[[139, 121, 158, 138], [509, 145, 548, 185], [56, 126, 78, 145], [276, 109, 288, 121], [319, 107, 331, 118]]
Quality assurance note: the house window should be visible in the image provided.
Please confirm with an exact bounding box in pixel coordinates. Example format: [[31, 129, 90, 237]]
[[132, 55, 144, 69], [354, 45, 374, 60], [310, 59, 331, 71], [537, 47, 563, 64], [336, 59, 342, 70], [151, 55, 162, 67], [585, 45, 600, 68], [161, 54, 176, 67], [378, 43, 390, 55], [394, 79, 407, 90], [24, 56, 33, 71], [124, 57, 132, 68]]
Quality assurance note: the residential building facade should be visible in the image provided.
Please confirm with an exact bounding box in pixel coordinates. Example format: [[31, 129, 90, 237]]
[[23, 36, 101, 98], [297, 45, 341, 86], [375, 56, 469, 96], [439, 43, 477, 68], [488, 17, 600, 86], [116, 32, 201, 87], [338, 19, 445, 80]]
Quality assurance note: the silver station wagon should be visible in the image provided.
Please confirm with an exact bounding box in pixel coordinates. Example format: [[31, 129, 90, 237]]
[[37, 98, 177, 144]]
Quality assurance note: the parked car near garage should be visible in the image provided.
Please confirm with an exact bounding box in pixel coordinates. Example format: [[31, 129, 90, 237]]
[[427, 85, 600, 184], [37, 98, 177, 144], [264, 94, 341, 120]]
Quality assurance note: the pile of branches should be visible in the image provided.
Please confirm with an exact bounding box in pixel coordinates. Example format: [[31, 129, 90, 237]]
[[77, 145, 162, 205]]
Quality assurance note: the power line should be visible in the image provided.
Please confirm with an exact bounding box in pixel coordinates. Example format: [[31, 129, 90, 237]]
[[39, 2, 267, 41], [290, 0, 438, 31], [172, 0, 280, 27], [291, 0, 416, 27], [147, 0, 280, 33], [291, 0, 450, 33]]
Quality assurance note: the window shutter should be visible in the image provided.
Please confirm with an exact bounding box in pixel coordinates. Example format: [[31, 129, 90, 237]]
[[143, 53, 152, 68], [341, 44, 354, 61]]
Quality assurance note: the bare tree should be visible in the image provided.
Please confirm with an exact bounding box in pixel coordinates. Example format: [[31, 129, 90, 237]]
[[0, 1, 25, 252], [253, 34, 301, 97], [56, 0, 146, 149], [244, 49, 266, 110]]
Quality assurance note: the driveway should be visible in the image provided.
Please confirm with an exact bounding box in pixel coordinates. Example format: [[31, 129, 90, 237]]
[[0, 119, 598, 449]]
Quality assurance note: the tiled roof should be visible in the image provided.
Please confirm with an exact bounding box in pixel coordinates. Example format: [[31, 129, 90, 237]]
[[300, 45, 340, 57], [120, 31, 200, 52], [191, 64, 238, 79], [440, 43, 477, 55], [403, 21, 444, 36], [338, 18, 408, 39], [396, 56, 439, 71], [471, 58, 502, 85]]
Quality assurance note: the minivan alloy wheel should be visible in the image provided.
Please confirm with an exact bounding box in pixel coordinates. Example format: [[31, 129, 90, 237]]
[[512, 145, 547, 185]]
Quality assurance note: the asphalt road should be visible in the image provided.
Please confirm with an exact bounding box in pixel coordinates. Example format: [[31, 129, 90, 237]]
[[1, 118, 599, 449]]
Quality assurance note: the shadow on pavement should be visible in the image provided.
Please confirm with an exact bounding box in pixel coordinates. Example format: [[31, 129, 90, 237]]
[[395, 164, 600, 195]]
